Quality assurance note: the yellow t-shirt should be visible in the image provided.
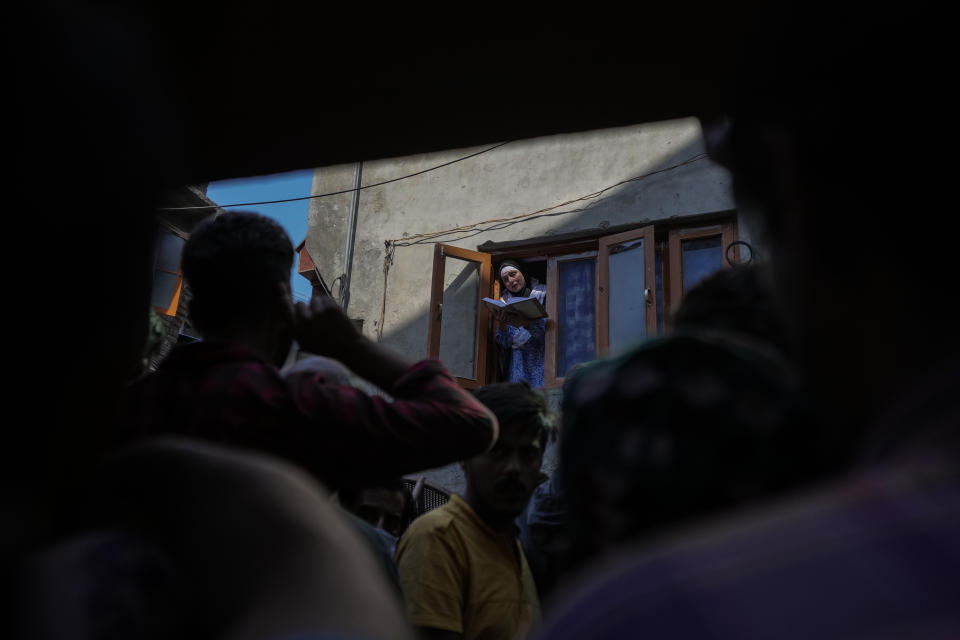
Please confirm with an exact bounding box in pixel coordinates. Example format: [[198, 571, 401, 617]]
[[395, 494, 541, 640]]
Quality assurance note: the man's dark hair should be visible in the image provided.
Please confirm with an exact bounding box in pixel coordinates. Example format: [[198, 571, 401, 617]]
[[337, 477, 408, 511], [337, 477, 416, 537], [182, 211, 293, 333], [473, 382, 555, 448], [671, 265, 788, 354]]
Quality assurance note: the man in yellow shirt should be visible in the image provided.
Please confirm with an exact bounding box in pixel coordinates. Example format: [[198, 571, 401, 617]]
[[396, 382, 554, 640]]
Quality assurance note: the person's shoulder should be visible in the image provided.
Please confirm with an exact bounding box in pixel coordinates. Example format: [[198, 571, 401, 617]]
[[535, 458, 960, 639], [344, 511, 393, 556], [156, 342, 278, 381], [396, 501, 469, 567], [399, 498, 487, 552], [404, 501, 458, 538], [161, 343, 291, 413], [530, 280, 547, 301]]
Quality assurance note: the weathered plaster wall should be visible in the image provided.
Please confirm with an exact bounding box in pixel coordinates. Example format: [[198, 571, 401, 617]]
[[304, 119, 750, 492], [306, 119, 743, 357]]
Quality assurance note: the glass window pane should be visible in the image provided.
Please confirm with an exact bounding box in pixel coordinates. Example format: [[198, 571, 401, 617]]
[[152, 271, 179, 310], [682, 236, 722, 292], [438, 256, 479, 379], [608, 239, 645, 353], [156, 232, 185, 272], [557, 258, 595, 377]]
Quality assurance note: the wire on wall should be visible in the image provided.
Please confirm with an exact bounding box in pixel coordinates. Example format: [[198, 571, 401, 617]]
[[389, 153, 708, 247], [375, 152, 711, 340], [157, 142, 513, 212], [377, 241, 396, 342]]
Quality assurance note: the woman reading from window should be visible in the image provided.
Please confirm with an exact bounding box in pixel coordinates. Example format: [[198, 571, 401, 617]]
[[494, 260, 547, 387]]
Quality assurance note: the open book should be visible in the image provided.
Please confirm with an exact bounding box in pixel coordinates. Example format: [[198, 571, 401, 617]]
[[481, 295, 548, 320]]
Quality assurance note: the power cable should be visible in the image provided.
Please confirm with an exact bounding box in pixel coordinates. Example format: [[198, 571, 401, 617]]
[[157, 141, 512, 211], [375, 151, 712, 338], [387, 153, 709, 247]]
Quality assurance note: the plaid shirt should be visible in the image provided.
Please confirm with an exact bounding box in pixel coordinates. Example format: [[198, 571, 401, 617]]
[[114, 342, 495, 489], [559, 330, 817, 568], [539, 352, 960, 640], [536, 453, 960, 639]]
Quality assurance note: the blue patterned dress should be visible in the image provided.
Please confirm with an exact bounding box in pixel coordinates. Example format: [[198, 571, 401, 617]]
[[494, 282, 546, 387]]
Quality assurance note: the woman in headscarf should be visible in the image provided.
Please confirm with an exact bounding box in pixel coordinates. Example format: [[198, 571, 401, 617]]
[[494, 260, 547, 387]]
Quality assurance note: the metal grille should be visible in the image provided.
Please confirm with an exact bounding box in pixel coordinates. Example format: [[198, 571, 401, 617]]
[[402, 477, 451, 521], [419, 484, 450, 513]]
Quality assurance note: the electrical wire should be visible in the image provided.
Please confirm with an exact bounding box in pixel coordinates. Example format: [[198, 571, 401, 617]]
[[386, 153, 709, 247], [375, 151, 712, 338], [157, 141, 513, 211]]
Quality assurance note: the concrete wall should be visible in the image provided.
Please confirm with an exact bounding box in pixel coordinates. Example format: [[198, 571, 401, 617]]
[[306, 119, 747, 355], [304, 119, 750, 492]]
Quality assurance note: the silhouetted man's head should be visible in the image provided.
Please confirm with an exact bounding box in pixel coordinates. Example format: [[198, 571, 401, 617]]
[[465, 383, 553, 524], [671, 264, 787, 355], [182, 211, 294, 338], [339, 479, 410, 539]]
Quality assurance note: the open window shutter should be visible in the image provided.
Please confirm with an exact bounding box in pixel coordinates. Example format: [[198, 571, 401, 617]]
[[597, 225, 657, 356], [426, 244, 492, 389]]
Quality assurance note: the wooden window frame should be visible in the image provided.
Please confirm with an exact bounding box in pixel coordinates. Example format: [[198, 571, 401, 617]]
[[425, 244, 492, 389], [152, 272, 183, 317], [666, 221, 737, 315], [544, 250, 598, 389], [425, 216, 739, 390], [597, 225, 656, 357], [152, 228, 187, 317]]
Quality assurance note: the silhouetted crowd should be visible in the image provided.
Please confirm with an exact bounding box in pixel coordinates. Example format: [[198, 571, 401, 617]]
[[10, 5, 958, 640]]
